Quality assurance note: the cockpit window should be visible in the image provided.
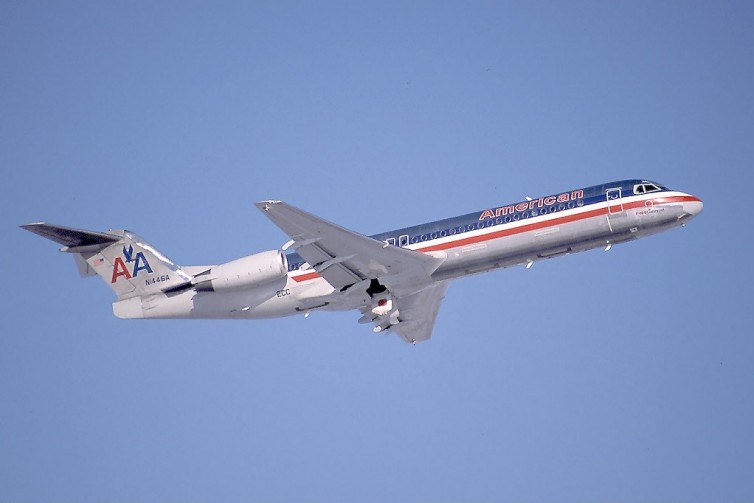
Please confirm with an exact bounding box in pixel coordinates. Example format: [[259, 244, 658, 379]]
[[634, 183, 661, 195]]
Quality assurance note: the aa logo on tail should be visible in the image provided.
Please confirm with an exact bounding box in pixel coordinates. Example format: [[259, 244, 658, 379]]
[[111, 244, 153, 283]]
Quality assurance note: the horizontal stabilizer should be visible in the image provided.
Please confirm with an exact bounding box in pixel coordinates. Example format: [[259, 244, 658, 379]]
[[23, 223, 192, 299], [21, 223, 120, 249]]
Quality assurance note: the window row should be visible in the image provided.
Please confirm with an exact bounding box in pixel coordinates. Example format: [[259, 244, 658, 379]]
[[404, 199, 584, 244]]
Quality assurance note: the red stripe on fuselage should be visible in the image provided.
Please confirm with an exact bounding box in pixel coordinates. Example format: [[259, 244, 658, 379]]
[[289, 195, 698, 283], [420, 195, 696, 253], [292, 271, 321, 282]]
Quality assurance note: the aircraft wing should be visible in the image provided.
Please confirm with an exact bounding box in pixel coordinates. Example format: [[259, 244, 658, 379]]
[[255, 201, 445, 295], [255, 200, 449, 342]]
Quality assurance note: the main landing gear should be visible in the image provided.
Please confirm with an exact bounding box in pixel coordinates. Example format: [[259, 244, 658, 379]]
[[366, 279, 401, 335]]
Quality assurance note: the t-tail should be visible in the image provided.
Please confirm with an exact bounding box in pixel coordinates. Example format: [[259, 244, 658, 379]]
[[21, 223, 192, 300]]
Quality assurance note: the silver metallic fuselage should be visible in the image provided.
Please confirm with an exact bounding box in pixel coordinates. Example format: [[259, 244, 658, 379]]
[[127, 183, 702, 320]]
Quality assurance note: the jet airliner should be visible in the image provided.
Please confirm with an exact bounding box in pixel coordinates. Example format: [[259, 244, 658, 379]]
[[22, 179, 702, 344]]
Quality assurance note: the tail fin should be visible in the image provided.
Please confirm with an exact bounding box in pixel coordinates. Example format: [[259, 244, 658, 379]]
[[22, 223, 191, 299]]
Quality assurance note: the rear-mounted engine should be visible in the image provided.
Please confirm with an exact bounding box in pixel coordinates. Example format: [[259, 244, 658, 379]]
[[192, 250, 288, 292]]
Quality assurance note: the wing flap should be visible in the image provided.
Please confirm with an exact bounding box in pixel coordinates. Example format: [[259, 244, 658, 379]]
[[305, 242, 363, 287]]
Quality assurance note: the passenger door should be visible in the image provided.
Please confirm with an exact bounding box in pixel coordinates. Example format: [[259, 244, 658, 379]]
[[606, 187, 625, 232]]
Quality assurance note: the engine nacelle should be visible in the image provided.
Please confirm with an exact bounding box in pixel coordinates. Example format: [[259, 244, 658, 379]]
[[193, 250, 288, 292]]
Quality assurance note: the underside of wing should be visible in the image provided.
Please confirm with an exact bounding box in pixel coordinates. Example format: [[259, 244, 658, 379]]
[[256, 200, 452, 342], [255, 200, 445, 296]]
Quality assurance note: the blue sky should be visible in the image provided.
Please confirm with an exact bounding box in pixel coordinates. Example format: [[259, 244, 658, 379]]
[[1, 1, 752, 501]]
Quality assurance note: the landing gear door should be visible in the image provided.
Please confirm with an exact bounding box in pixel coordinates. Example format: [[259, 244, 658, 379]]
[[606, 187, 625, 232]]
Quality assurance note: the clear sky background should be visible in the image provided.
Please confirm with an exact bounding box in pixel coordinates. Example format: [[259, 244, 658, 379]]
[[1, 2, 752, 502]]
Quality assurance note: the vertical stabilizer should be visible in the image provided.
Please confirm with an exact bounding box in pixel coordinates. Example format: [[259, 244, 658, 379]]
[[88, 230, 191, 299]]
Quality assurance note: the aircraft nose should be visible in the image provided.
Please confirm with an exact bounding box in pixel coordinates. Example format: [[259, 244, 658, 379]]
[[683, 195, 704, 218]]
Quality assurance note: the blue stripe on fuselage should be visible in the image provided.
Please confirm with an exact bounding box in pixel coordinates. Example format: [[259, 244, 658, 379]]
[[285, 179, 668, 271]]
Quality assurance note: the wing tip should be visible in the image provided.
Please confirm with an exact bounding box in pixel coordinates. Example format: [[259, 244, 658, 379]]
[[255, 200, 283, 212], [20, 222, 46, 229]]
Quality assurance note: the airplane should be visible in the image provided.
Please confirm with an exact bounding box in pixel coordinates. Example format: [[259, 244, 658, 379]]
[[22, 179, 702, 344]]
